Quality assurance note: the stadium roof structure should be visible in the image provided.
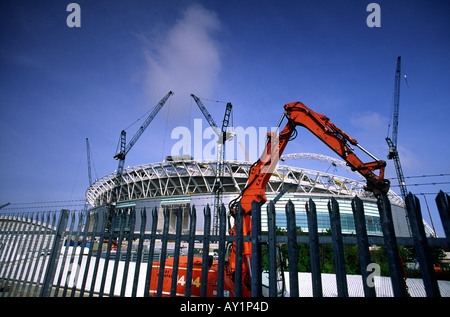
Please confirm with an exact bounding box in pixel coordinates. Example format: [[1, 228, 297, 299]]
[[86, 154, 403, 208]]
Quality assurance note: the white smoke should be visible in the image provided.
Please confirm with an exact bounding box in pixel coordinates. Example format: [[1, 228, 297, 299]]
[[143, 4, 222, 119]]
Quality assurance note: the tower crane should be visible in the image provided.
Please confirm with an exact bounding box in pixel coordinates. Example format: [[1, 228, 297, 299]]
[[107, 91, 173, 231], [386, 57, 408, 199], [190, 94, 234, 234], [86, 138, 93, 186], [385, 56, 411, 234], [114, 91, 173, 175]]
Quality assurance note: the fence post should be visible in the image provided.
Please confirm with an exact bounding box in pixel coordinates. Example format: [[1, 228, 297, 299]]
[[352, 196, 376, 297], [234, 204, 243, 297], [143, 207, 158, 297], [121, 209, 136, 297], [99, 210, 118, 297], [63, 211, 83, 297], [251, 200, 262, 297], [170, 207, 183, 297], [89, 209, 108, 297], [110, 211, 127, 296], [328, 197, 348, 297], [377, 193, 409, 297], [267, 201, 277, 297], [285, 200, 299, 297], [156, 207, 170, 297], [306, 198, 322, 297], [40, 210, 69, 297], [185, 205, 196, 297], [200, 204, 211, 297], [216, 204, 227, 297], [54, 211, 76, 297], [131, 209, 146, 297], [405, 193, 441, 297], [74, 211, 91, 297], [436, 191, 450, 246]]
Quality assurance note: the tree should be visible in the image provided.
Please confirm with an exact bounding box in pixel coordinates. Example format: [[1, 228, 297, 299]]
[[273, 227, 362, 275]]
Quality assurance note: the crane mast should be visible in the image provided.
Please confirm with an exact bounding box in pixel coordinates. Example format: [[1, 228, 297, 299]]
[[386, 56, 411, 234], [386, 57, 408, 200], [213, 102, 232, 234], [86, 138, 93, 186], [190, 94, 233, 234], [390, 57, 401, 150]]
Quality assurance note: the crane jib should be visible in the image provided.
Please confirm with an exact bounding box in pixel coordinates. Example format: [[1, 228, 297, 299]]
[[114, 91, 174, 175]]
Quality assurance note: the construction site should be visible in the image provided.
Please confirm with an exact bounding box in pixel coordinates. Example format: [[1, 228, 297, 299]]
[[86, 58, 416, 238], [2, 0, 450, 300], [87, 142, 413, 242], [3, 51, 450, 303]]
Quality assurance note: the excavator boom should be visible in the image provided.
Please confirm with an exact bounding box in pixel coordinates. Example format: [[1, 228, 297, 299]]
[[283, 102, 389, 195], [234, 101, 389, 216], [228, 101, 390, 294]]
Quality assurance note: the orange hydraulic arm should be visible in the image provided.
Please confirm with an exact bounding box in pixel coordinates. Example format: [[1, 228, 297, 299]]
[[228, 101, 390, 292], [283, 102, 390, 195]]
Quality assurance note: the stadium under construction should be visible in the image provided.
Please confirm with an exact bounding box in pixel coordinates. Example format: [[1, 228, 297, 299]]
[[83, 90, 416, 239], [85, 154, 411, 237]]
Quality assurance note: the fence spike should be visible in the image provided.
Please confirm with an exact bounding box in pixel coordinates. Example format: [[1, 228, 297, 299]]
[[328, 197, 348, 297], [185, 205, 196, 297], [234, 204, 244, 297], [156, 207, 170, 297], [251, 201, 262, 297], [306, 198, 322, 297], [200, 205, 211, 297], [406, 193, 440, 297], [267, 201, 277, 297], [217, 204, 227, 297], [377, 193, 409, 297], [132, 208, 147, 297], [351, 196, 376, 297], [436, 191, 450, 245], [285, 200, 299, 297], [40, 210, 69, 297]]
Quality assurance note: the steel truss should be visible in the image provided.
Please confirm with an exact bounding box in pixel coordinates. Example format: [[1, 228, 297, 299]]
[[86, 159, 403, 208]]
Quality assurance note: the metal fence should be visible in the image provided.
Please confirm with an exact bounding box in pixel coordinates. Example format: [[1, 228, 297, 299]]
[[0, 191, 449, 297]]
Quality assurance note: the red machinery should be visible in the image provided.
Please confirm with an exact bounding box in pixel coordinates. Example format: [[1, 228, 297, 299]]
[[150, 101, 390, 296]]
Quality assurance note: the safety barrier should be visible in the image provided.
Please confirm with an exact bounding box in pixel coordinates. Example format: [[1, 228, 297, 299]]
[[0, 191, 449, 297]]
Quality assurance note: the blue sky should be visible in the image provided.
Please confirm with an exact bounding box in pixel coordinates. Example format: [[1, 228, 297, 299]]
[[1, 1, 449, 234]]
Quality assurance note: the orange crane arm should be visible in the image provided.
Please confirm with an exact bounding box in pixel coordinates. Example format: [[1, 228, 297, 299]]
[[283, 102, 390, 195], [228, 101, 390, 292], [235, 101, 389, 215]]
